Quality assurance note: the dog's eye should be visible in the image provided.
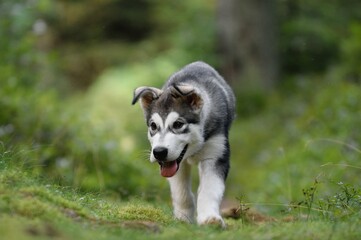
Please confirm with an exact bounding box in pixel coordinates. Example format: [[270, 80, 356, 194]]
[[150, 122, 157, 131], [173, 120, 184, 130]]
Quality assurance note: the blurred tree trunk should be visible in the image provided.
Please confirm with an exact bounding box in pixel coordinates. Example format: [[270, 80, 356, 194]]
[[216, 0, 279, 91]]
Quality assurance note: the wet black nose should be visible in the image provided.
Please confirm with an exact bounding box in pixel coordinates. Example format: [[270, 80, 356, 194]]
[[153, 147, 168, 161]]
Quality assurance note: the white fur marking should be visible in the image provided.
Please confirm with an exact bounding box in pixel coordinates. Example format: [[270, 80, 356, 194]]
[[188, 134, 225, 164], [167, 162, 195, 223], [197, 168, 225, 227], [151, 113, 163, 129], [148, 113, 164, 163], [195, 134, 226, 227], [164, 112, 179, 128], [149, 112, 197, 162]]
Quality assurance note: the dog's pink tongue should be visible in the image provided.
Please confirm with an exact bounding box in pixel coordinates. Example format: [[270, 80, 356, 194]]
[[160, 161, 178, 178]]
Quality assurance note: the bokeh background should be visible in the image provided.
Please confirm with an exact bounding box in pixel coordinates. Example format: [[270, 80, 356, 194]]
[[1, 0, 361, 211]]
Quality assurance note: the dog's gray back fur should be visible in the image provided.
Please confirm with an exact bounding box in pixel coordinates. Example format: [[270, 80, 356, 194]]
[[162, 61, 235, 140]]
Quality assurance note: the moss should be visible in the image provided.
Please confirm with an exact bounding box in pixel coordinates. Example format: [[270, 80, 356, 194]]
[[1, 152, 361, 239], [117, 203, 172, 224], [0, 167, 94, 222], [10, 197, 58, 219], [19, 186, 93, 219]]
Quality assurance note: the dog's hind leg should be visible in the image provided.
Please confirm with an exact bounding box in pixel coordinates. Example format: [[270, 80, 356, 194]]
[[167, 161, 195, 223]]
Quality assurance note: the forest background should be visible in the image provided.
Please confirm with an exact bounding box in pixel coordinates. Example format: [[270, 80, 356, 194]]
[[1, 0, 361, 239]]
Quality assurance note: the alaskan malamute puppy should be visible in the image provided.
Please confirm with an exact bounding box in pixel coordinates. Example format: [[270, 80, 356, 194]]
[[132, 61, 235, 227]]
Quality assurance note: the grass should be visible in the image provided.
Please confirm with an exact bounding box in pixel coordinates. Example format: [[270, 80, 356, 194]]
[[1, 57, 361, 239], [1, 159, 360, 240], [0, 154, 171, 239], [1, 161, 360, 240]]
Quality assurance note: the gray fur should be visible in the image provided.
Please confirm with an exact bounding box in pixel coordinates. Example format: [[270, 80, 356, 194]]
[[163, 61, 235, 139], [133, 61, 235, 137]]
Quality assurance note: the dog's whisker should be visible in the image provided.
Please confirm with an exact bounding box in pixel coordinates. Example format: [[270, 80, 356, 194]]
[[133, 150, 151, 162]]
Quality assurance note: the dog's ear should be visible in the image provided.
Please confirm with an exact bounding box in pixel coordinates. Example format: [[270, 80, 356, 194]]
[[170, 84, 195, 97], [171, 84, 203, 113], [132, 86, 162, 110]]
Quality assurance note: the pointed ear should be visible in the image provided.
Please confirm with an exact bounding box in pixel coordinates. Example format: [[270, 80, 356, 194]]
[[170, 84, 195, 97], [185, 91, 203, 113], [170, 84, 203, 112], [132, 86, 162, 110]]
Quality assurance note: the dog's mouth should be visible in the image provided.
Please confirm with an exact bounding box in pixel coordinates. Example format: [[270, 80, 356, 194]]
[[158, 144, 188, 178]]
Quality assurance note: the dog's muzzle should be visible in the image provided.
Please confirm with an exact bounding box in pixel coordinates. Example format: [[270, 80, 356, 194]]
[[157, 144, 188, 178]]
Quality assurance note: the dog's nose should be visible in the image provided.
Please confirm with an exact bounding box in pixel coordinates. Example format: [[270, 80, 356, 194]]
[[153, 147, 168, 161]]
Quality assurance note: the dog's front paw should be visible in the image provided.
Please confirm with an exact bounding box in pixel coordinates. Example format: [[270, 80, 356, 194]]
[[198, 215, 226, 229]]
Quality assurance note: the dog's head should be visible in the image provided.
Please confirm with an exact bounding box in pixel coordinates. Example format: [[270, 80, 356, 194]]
[[132, 84, 204, 178]]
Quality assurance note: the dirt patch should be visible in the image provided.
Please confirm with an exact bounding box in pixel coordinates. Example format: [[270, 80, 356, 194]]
[[25, 224, 61, 238]]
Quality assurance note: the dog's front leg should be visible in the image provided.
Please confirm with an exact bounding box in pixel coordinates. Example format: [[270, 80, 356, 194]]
[[167, 161, 195, 223], [197, 159, 226, 228]]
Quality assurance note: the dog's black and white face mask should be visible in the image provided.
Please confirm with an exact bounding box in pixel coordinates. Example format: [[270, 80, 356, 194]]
[[132, 84, 204, 177]]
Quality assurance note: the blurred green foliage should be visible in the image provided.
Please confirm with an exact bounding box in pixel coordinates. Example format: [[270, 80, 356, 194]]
[[340, 23, 361, 82], [228, 78, 361, 209], [279, 0, 361, 77], [0, 0, 360, 209]]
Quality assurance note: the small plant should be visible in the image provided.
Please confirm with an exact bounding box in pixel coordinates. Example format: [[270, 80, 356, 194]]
[[298, 178, 320, 220], [236, 195, 250, 224], [318, 182, 361, 220], [291, 178, 361, 221]]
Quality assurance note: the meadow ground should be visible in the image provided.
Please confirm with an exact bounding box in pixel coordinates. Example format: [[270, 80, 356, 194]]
[[1, 162, 361, 240], [1, 65, 361, 239]]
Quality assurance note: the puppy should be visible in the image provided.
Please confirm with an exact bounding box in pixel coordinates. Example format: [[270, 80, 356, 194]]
[[132, 61, 235, 227]]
